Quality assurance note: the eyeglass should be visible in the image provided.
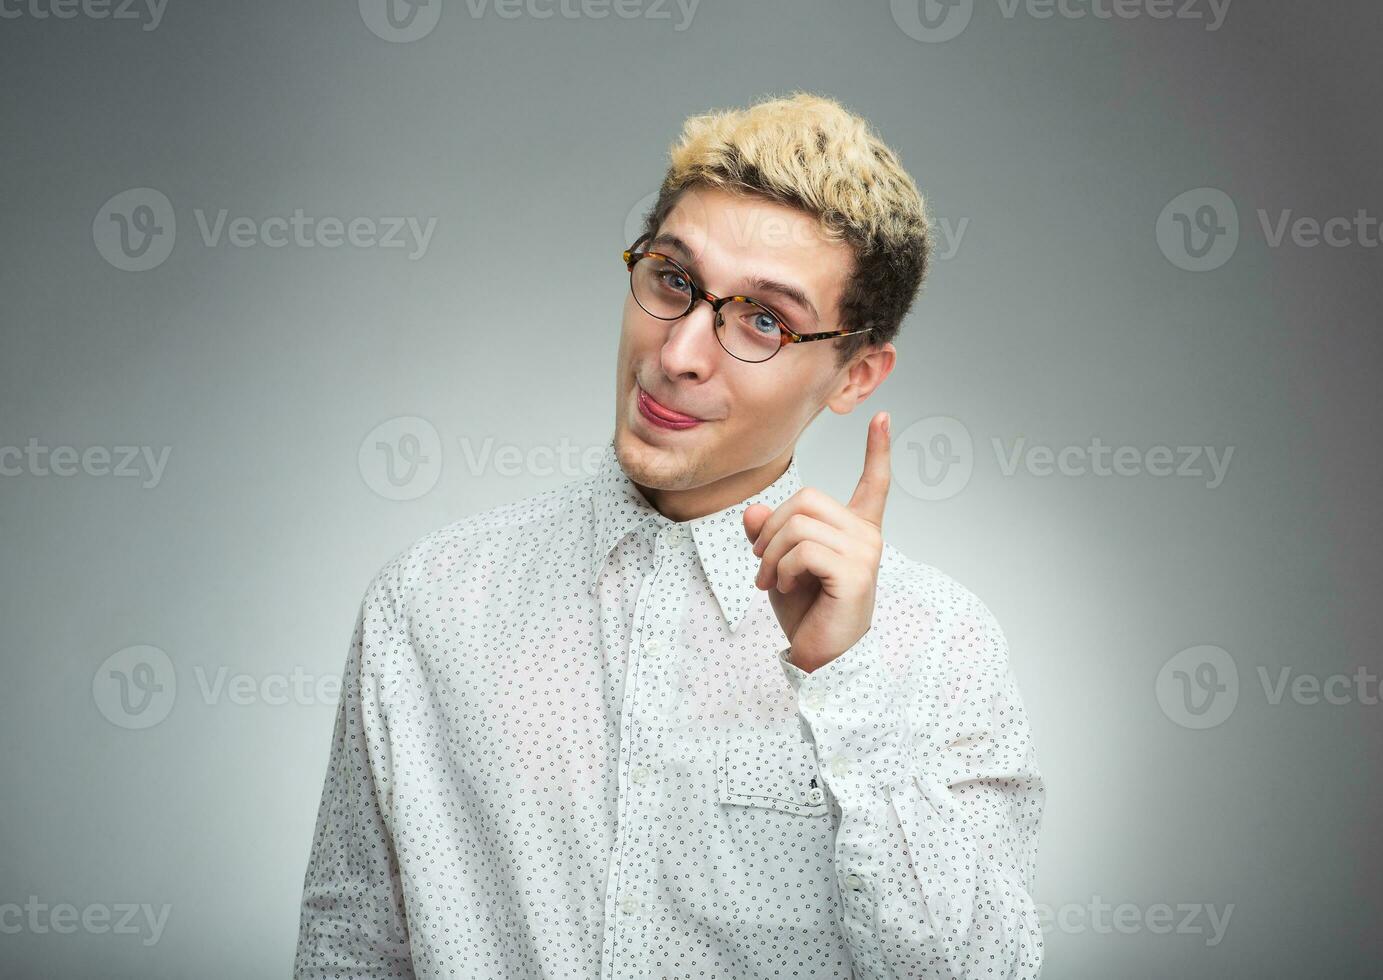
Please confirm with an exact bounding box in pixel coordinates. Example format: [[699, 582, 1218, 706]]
[[622, 233, 874, 363]]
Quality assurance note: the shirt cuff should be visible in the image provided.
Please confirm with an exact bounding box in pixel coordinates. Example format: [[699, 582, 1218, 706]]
[[776, 629, 916, 800]]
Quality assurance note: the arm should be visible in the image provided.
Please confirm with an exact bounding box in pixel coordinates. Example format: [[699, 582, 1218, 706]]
[[293, 568, 415, 979], [748, 412, 1045, 977], [778, 603, 1045, 979]]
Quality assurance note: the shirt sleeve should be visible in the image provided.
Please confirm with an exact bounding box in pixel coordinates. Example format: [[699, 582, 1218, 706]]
[[777, 599, 1045, 979], [293, 567, 416, 979]]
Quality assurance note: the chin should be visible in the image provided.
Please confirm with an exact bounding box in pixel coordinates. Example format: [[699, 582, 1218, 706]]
[[613, 425, 704, 490]]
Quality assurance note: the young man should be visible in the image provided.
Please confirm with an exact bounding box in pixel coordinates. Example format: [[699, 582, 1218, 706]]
[[294, 92, 1045, 979]]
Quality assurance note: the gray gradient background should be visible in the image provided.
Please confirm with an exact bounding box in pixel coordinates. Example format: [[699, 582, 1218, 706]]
[[2, 1, 1381, 977]]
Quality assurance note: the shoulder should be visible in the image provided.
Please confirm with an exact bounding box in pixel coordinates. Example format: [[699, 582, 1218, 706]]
[[876, 540, 1011, 675], [362, 474, 597, 615]]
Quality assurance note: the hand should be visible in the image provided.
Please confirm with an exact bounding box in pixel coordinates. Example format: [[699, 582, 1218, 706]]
[[743, 411, 891, 673]]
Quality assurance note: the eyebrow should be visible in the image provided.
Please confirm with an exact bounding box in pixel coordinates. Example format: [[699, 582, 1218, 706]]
[[646, 233, 820, 322]]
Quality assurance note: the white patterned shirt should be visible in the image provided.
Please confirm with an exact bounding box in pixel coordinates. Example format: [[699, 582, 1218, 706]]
[[294, 437, 1045, 979]]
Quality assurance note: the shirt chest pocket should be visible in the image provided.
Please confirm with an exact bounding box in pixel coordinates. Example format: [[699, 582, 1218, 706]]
[[716, 729, 831, 818]]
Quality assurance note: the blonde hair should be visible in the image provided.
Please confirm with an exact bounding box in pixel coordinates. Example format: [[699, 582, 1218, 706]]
[[637, 91, 932, 364]]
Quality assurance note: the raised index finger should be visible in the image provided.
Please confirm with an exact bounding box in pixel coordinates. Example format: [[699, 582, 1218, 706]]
[[847, 411, 891, 526]]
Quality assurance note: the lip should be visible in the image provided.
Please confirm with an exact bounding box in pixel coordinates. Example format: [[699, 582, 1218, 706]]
[[637, 386, 704, 429]]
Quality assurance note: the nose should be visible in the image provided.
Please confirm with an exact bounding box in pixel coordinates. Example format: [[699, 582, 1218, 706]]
[[658, 296, 721, 381]]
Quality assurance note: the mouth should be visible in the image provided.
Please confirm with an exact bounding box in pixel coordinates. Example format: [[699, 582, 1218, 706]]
[[636, 385, 705, 430]]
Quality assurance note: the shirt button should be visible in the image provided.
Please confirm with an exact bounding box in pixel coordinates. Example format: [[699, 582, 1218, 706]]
[[620, 896, 640, 915], [631, 766, 650, 784], [829, 755, 850, 776], [844, 873, 864, 891], [808, 786, 825, 804], [644, 640, 664, 657], [803, 690, 825, 711]]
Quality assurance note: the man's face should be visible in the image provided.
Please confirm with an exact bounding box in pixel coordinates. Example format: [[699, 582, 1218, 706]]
[[613, 185, 875, 513]]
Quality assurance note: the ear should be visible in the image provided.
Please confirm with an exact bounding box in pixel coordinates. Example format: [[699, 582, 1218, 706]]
[[826, 341, 896, 415]]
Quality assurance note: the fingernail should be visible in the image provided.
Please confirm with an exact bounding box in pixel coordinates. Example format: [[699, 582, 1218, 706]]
[[882, 413, 891, 435]]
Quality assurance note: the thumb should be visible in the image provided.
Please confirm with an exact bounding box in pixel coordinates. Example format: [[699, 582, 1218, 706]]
[[743, 502, 771, 543]]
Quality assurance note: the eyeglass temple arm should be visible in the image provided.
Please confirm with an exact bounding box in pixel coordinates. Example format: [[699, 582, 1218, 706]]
[[789, 327, 874, 344]]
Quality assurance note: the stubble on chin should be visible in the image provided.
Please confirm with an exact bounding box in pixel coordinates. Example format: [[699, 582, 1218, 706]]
[[613, 429, 705, 492]]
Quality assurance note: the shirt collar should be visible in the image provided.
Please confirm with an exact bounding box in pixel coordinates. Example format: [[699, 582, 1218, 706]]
[[588, 437, 803, 633]]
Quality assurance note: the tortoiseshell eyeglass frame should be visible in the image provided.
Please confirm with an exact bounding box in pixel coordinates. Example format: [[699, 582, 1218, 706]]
[[622, 233, 874, 363]]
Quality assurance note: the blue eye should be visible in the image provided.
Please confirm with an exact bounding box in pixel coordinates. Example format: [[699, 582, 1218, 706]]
[[751, 311, 780, 335]]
